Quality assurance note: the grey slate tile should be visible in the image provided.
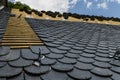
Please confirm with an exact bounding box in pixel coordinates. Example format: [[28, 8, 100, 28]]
[[46, 53, 63, 59], [68, 68, 91, 80], [0, 78, 6, 80], [95, 56, 111, 62], [49, 48, 67, 54], [52, 41, 63, 45], [0, 62, 7, 68], [80, 52, 95, 58], [52, 62, 73, 72], [21, 49, 38, 60], [25, 73, 41, 80], [24, 65, 50, 75], [45, 43, 60, 47], [39, 46, 50, 55], [30, 46, 50, 55], [0, 46, 10, 56], [57, 46, 71, 51], [0, 49, 20, 61], [78, 56, 95, 63], [8, 73, 24, 80], [91, 67, 112, 77], [69, 49, 82, 54], [111, 72, 120, 80], [96, 52, 109, 57], [111, 65, 120, 74], [83, 49, 96, 54], [91, 74, 112, 80], [110, 60, 120, 67], [41, 57, 56, 65], [92, 61, 111, 68], [97, 49, 109, 54], [75, 62, 94, 70], [65, 53, 79, 59], [0, 64, 22, 77], [30, 46, 40, 54], [58, 57, 77, 64], [41, 70, 69, 80], [8, 57, 33, 68], [71, 46, 84, 50]]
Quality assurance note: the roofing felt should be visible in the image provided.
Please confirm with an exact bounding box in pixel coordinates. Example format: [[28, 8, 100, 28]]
[[0, 8, 120, 80]]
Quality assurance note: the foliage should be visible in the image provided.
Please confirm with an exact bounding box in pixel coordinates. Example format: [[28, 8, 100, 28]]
[[8, 1, 31, 10]]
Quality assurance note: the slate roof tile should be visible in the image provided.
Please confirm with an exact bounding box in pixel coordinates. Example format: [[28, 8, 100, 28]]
[[25, 73, 41, 80], [110, 59, 120, 67], [0, 46, 10, 56], [78, 56, 95, 63], [91, 67, 112, 77], [58, 57, 77, 64], [65, 52, 79, 59], [41, 57, 56, 65], [0, 78, 6, 80], [49, 48, 67, 54], [52, 62, 73, 72], [75, 62, 94, 70], [94, 56, 111, 62], [41, 70, 69, 80], [111, 65, 120, 74], [21, 49, 38, 60], [91, 74, 112, 80], [45, 53, 64, 59], [80, 52, 95, 58], [0, 49, 20, 61], [0, 62, 7, 68], [69, 49, 82, 54], [24, 65, 50, 75], [0, 64, 22, 77], [111, 72, 120, 80], [8, 57, 33, 68], [92, 61, 111, 68], [8, 73, 24, 80], [68, 68, 92, 80], [57, 46, 71, 51]]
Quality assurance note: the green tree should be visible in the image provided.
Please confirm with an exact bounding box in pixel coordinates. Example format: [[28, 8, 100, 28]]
[[7, 1, 31, 10]]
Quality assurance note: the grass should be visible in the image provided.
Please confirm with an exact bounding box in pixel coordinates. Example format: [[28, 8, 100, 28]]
[[12, 9, 120, 26]]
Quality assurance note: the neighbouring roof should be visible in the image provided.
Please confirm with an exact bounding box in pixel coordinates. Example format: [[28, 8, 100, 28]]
[[0, 8, 120, 80]]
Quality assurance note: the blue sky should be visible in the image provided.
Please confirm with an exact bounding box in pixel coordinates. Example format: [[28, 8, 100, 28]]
[[9, 0, 120, 18]]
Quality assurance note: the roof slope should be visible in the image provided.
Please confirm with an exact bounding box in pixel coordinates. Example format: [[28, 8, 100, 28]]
[[0, 8, 120, 80]]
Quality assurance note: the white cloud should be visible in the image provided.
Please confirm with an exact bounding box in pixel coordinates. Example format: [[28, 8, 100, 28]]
[[108, 0, 120, 4], [69, 0, 79, 8], [116, 0, 120, 4], [14, 0, 78, 13], [84, 0, 87, 3], [86, 2, 92, 8], [94, 0, 98, 2], [97, 2, 108, 9], [83, 0, 92, 9]]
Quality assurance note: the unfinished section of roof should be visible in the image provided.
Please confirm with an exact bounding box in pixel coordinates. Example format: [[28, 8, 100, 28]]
[[0, 8, 44, 48], [0, 8, 120, 80]]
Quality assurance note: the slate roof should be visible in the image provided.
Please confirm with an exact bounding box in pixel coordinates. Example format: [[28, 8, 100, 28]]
[[0, 8, 120, 80]]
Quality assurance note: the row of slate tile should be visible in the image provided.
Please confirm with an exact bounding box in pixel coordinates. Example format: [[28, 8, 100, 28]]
[[0, 14, 120, 80], [0, 45, 120, 80], [26, 18, 120, 80], [0, 8, 10, 42]]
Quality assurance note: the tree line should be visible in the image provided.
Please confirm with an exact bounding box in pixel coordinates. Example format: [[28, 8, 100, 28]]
[[8, 1, 120, 22]]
